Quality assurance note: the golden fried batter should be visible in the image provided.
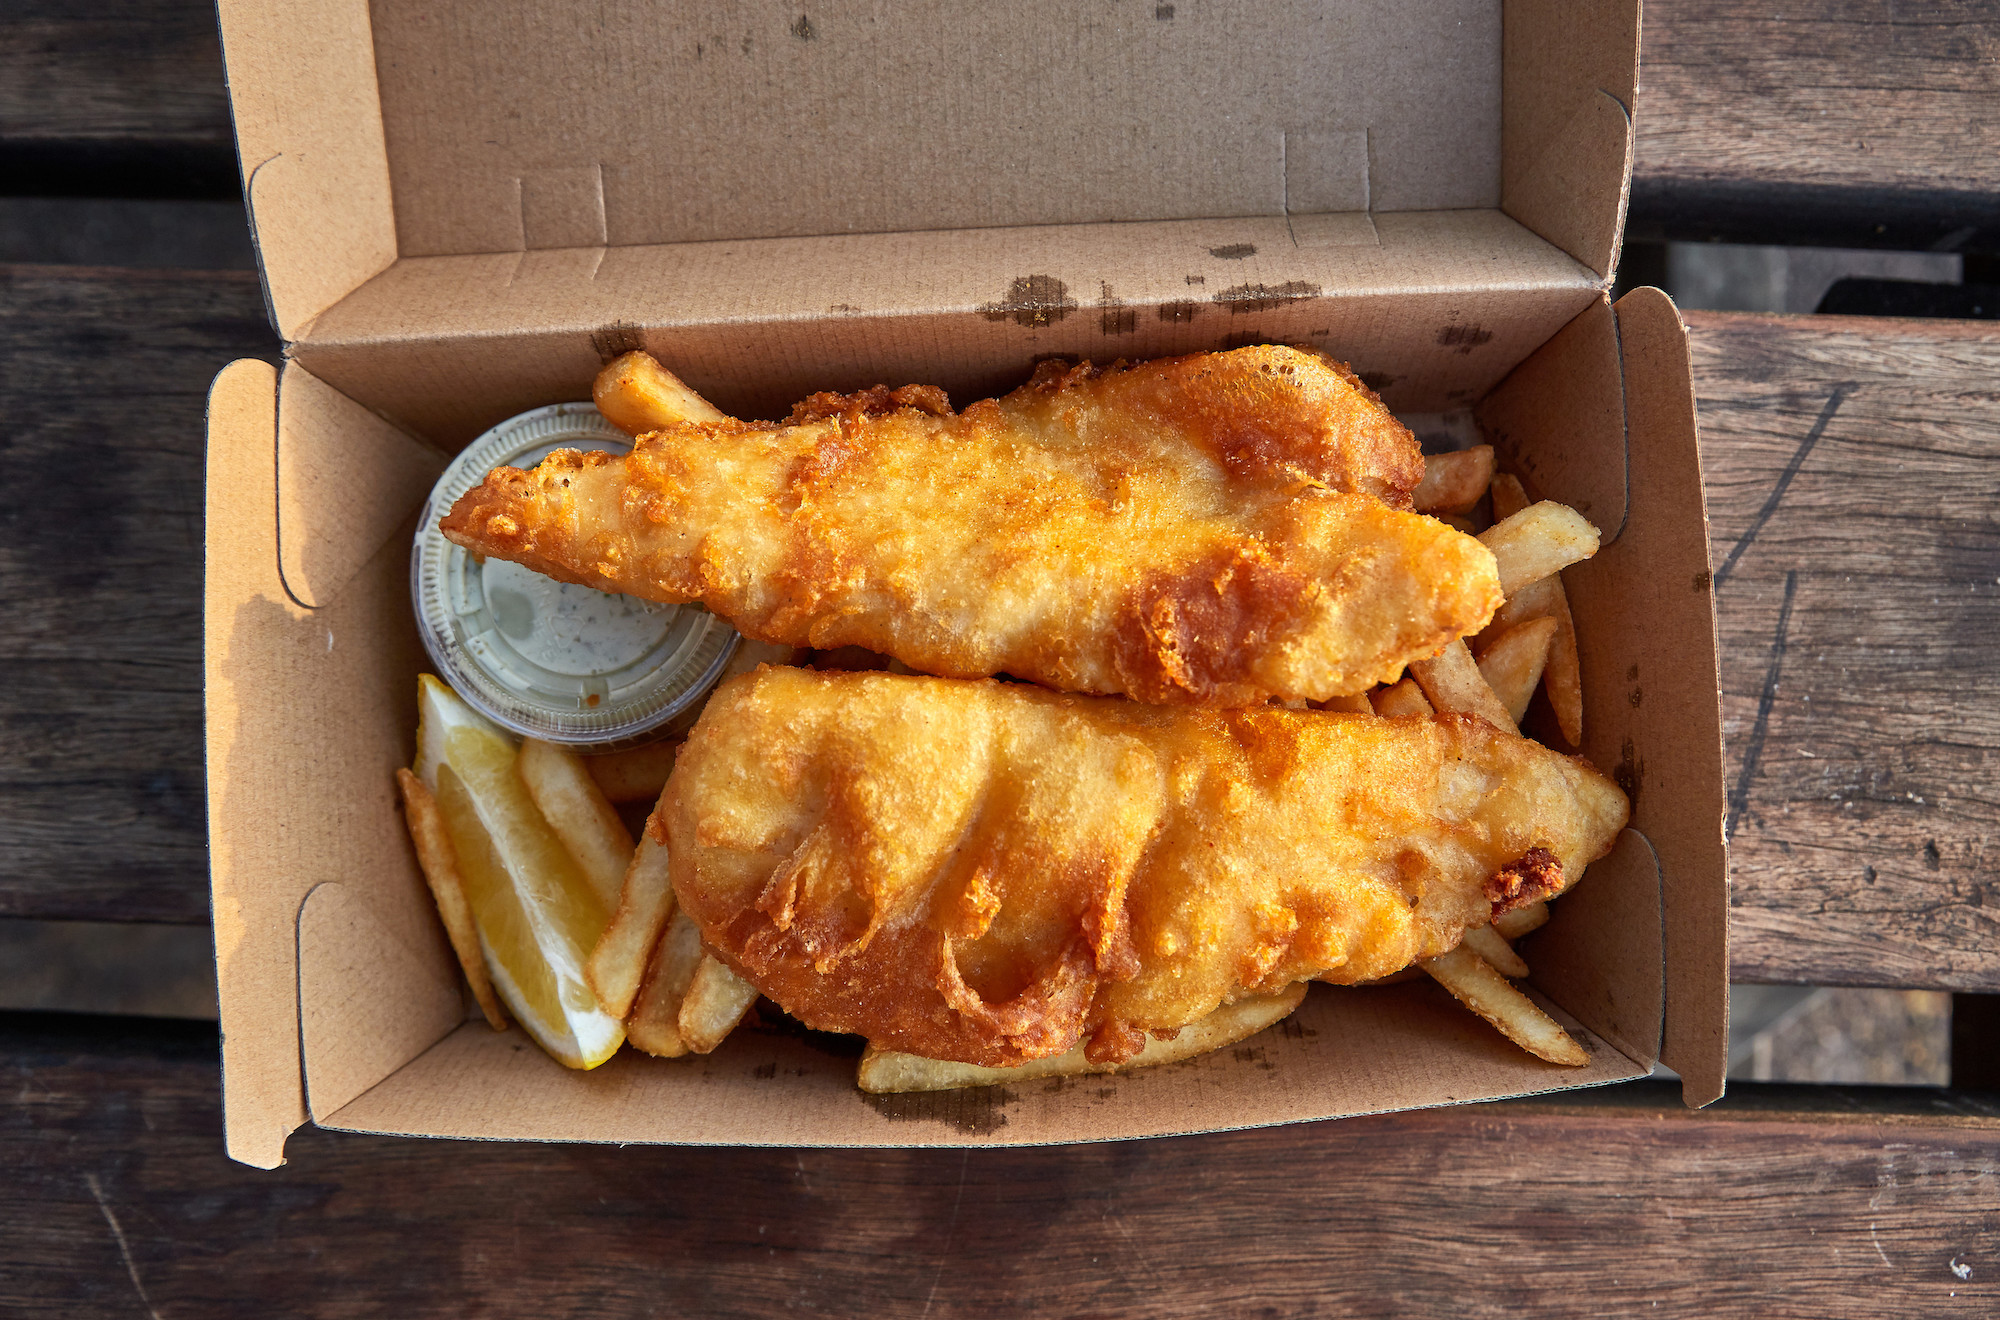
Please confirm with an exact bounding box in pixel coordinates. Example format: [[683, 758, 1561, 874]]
[[662, 668, 1630, 1068], [442, 347, 1500, 704]]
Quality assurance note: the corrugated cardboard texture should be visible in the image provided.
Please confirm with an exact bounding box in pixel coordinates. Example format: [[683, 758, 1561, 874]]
[[366, 0, 1500, 257], [1500, 0, 1638, 278], [296, 210, 1598, 443], [319, 981, 1642, 1148], [205, 360, 451, 1167], [1605, 287, 1728, 1107], [216, 0, 397, 340]]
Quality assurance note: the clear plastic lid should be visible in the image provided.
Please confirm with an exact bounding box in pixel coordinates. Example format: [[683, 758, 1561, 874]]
[[412, 402, 738, 748]]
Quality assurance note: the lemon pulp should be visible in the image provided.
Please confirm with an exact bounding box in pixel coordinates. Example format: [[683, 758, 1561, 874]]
[[416, 676, 624, 1069]]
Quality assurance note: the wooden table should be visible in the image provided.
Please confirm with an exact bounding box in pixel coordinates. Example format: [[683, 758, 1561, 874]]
[[3, 2, 1998, 1314]]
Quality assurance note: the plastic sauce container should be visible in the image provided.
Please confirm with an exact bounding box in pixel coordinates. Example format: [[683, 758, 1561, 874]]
[[412, 402, 739, 748]]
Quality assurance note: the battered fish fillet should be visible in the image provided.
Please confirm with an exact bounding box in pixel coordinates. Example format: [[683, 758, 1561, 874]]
[[441, 347, 1501, 704], [662, 667, 1630, 1068]]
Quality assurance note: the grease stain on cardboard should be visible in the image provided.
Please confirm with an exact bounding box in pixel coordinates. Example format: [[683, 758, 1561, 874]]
[[862, 1087, 1016, 1135], [980, 275, 1077, 327], [1157, 301, 1202, 324], [1208, 243, 1257, 260], [1098, 283, 1137, 336], [590, 321, 645, 362], [1213, 280, 1320, 314], [1437, 323, 1495, 354], [1616, 735, 1643, 808]]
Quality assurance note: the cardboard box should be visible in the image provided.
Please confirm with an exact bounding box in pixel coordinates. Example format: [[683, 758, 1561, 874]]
[[205, 0, 1727, 1169]]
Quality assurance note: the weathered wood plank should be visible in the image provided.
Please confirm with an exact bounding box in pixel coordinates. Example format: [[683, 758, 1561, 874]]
[[0, 266, 275, 923], [1692, 312, 2000, 988], [0, 1, 237, 198], [4, 1014, 1995, 1319], [1631, 1, 2000, 250]]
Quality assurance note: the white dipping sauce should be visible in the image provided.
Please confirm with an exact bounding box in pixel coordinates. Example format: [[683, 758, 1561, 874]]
[[413, 402, 739, 747]]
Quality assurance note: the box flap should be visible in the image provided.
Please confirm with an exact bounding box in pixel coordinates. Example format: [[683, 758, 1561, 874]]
[[1500, 0, 1638, 279], [206, 358, 304, 1169], [1475, 294, 1628, 537], [1606, 286, 1728, 1106], [317, 979, 1644, 1148], [205, 358, 445, 1167], [299, 881, 463, 1122], [217, 0, 397, 339], [277, 367, 446, 608], [1475, 290, 1720, 1093], [296, 210, 1600, 443], [366, 0, 1501, 258], [1528, 828, 1664, 1068]]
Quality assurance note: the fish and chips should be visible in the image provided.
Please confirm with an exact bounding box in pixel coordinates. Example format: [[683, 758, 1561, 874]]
[[397, 347, 1627, 1093]]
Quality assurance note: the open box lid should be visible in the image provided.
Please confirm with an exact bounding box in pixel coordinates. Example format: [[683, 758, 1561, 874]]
[[219, 0, 1639, 426]]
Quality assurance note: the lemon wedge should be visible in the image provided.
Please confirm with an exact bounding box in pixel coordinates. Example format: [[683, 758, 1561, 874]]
[[414, 676, 625, 1069]]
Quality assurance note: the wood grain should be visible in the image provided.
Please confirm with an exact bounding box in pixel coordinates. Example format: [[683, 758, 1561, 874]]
[[4, 1013, 1995, 1318], [0, 1, 237, 198], [1631, 1, 2000, 250], [1692, 312, 2000, 989], [0, 265, 275, 923]]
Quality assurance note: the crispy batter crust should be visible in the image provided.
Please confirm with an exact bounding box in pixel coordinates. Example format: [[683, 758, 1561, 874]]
[[663, 668, 1631, 1067], [441, 347, 1498, 704], [1484, 847, 1566, 913]]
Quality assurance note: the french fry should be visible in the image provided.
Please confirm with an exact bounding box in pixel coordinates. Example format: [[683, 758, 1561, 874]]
[[1539, 588, 1584, 745], [1475, 616, 1558, 726], [592, 350, 729, 435], [1460, 923, 1530, 979], [1409, 639, 1516, 732], [1478, 574, 1559, 643], [1481, 474, 1586, 744], [1317, 691, 1374, 714], [584, 739, 683, 805], [1480, 575, 1582, 743], [1422, 944, 1586, 1066], [1370, 677, 1434, 718], [678, 954, 760, 1054], [858, 983, 1309, 1094], [586, 830, 675, 1019], [1493, 900, 1550, 941], [1489, 471, 1530, 521], [1478, 501, 1600, 596], [1413, 445, 1495, 515], [517, 738, 634, 908], [395, 768, 507, 1030], [624, 908, 705, 1058], [1439, 514, 1479, 535]]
